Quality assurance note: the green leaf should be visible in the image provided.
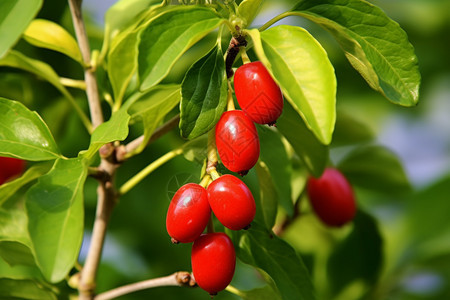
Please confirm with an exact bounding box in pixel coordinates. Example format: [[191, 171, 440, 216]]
[[180, 44, 227, 139], [292, 0, 420, 106], [0, 256, 43, 280], [138, 6, 224, 90], [181, 135, 208, 164], [0, 278, 56, 300], [129, 85, 181, 155], [331, 109, 375, 147], [0, 98, 61, 161], [257, 126, 292, 216], [277, 102, 328, 177], [105, 0, 161, 41], [0, 208, 34, 266], [26, 158, 88, 283], [254, 162, 278, 230], [0, 0, 43, 58], [238, 0, 263, 26], [338, 145, 411, 193], [0, 50, 76, 103], [247, 26, 336, 144], [23, 19, 83, 64], [229, 222, 315, 300], [0, 164, 51, 206], [108, 28, 140, 103], [327, 210, 383, 294]]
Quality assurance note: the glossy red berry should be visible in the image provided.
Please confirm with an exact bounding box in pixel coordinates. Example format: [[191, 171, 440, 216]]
[[0, 157, 25, 185], [215, 110, 260, 175], [166, 183, 211, 243], [307, 168, 356, 227], [234, 61, 283, 125], [207, 174, 256, 230], [191, 232, 236, 295]]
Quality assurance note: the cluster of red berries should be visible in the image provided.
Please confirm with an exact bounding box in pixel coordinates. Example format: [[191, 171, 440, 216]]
[[307, 167, 357, 227], [215, 61, 284, 175], [0, 157, 25, 185], [166, 175, 255, 295], [165, 61, 284, 295]]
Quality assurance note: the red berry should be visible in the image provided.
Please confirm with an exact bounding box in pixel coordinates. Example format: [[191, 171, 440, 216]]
[[191, 232, 236, 295], [215, 110, 260, 175], [207, 174, 255, 230], [0, 157, 25, 185], [307, 168, 356, 227], [166, 183, 211, 243], [234, 61, 283, 125]]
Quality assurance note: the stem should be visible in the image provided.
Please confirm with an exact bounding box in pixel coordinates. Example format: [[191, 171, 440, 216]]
[[227, 80, 235, 110], [207, 215, 215, 233], [199, 174, 211, 188], [69, 0, 103, 129], [60, 77, 86, 90], [118, 114, 181, 161], [119, 148, 183, 196], [259, 12, 293, 32], [239, 47, 251, 64], [95, 272, 196, 300]]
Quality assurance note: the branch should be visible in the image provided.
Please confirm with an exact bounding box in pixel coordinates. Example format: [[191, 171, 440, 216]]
[[68, 0, 103, 129], [95, 272, 196, 300], [116, 114, 180, 162]]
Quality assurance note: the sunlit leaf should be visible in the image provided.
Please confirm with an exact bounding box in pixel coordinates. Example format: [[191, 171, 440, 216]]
[[255, 162, 278, 229], [0, 98, 61, 161], [247, 27, 336, 144], [23, 19, 83, 64], [0, 278, 56, 300], [238, 0, 263, 26], [292, 0, 421, 106]]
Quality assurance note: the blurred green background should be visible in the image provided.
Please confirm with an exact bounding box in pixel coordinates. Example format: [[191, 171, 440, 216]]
[[1, 0, 450, 299]]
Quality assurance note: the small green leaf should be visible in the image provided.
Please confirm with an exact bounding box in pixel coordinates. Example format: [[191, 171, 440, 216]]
[[108, 29, 140, 103], [180, 44, 227, 139], [331, 109, 375, 147], [26, 158, 88, 283], [181, 135, 208, 164], [23, 19, 83, 64], [138, 6, 224, 90], [327, 210, 383, 294], [0, 50, 76, 103], [0, 0, 43, 58], [0, 164, 51, 206], [247, 26, 336, 144], [129, 85, 181, 155], [0, 256, 43, 280], [254, 162, 278, 230], [0, 278, 56, 300], [0, 98, 61, 161], [238, 0, 263, 26], [257, 126, 292, 216], [338, 145, 411, 193], [229, 222, 315, 300], [292, 0, 421, 106], [277, 102, 328, 177]]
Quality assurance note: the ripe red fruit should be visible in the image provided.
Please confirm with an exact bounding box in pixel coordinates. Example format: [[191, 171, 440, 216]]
[[207, 174, 255, 230], [191, 232, 236, 295], [0, 157, 25, 185], [307, 168, 356, 227], [215, 110, 260, 175], [234, 61, 283, 125], [166, 183, 211, 243]]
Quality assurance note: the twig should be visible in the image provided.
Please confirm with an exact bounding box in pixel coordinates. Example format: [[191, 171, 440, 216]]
[[95, 272, 196, 300], [117, 114, 180, 162], [225, 35, 247, 78], [68, 0, 103, 129]]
